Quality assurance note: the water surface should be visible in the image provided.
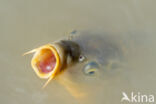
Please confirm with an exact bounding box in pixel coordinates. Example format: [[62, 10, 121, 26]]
[[0, 0, 156, 104]]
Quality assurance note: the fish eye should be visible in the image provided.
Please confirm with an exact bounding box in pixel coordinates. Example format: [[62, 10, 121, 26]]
[[79, 55, 85, 62], [83, 61, 99, 76]]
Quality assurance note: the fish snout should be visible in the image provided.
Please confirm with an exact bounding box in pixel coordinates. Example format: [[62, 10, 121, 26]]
[[27, 40, 81, 80]]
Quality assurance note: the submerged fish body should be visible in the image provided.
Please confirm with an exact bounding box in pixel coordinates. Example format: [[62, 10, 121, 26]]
[[26, 30, 144, 103], [56, 31, 129, 100]]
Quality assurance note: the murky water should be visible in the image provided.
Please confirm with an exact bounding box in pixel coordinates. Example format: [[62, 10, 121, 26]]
[[0, 0, 156, 104]]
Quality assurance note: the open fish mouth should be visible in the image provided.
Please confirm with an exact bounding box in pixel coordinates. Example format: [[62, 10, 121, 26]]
[[31, 44, 61, 79], [24, 40, 81, 88], [36, 48, 56, 74]]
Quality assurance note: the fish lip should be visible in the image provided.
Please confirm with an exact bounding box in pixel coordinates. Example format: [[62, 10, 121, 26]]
[[31, 44, 63, 79]]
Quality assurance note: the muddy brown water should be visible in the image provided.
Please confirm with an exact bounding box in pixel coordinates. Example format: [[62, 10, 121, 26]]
[[0, 0, 156, 104]]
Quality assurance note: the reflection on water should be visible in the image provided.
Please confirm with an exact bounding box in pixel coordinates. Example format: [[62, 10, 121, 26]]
[[0, 0, 156, 104]]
